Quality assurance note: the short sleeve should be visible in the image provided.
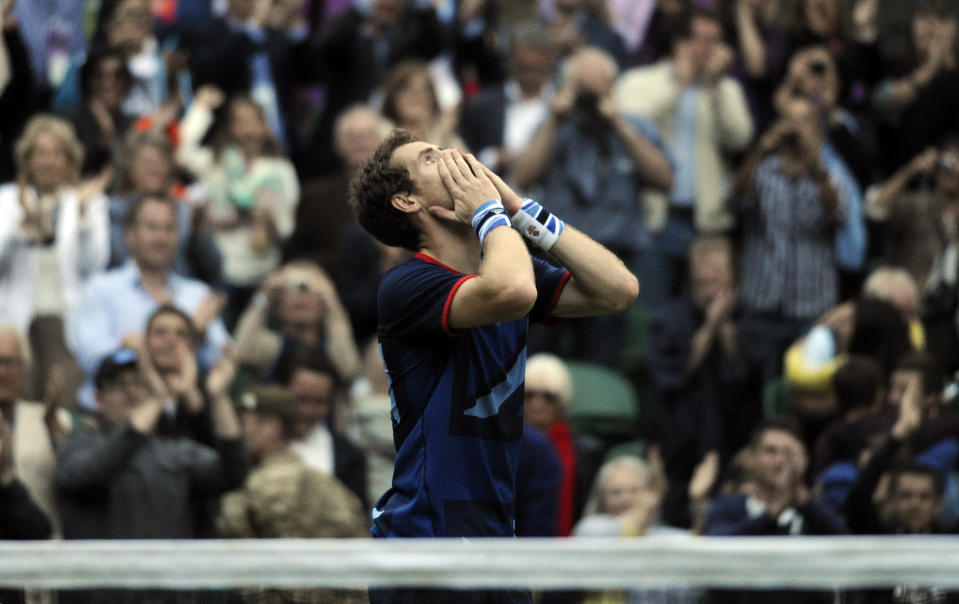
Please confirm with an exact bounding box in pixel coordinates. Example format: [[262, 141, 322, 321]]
[[378, 258, 476, 340], [529, 257, 571, 326]]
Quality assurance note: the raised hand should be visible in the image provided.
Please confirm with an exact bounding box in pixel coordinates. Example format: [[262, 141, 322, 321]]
[[892, 374, 923, 440], [43, 365, 67, 447], [205, 345, 237, 401], [192, 292, 227, 335], [432, 150, 500, 224], [480, 164, 523, 214], [688, 450, 721, 501]]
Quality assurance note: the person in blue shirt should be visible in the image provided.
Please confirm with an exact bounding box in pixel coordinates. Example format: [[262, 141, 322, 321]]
[[350, 129, 638, 603]]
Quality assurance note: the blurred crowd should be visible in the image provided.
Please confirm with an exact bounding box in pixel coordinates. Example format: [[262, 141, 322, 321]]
[[3, 0, 959, 602]]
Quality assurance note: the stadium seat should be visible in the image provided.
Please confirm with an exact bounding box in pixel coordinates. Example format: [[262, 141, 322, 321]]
[[565, 360, 641, 442]]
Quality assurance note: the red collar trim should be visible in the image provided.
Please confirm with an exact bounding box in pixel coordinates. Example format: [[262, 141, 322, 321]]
[[414, 252, 461, 274]]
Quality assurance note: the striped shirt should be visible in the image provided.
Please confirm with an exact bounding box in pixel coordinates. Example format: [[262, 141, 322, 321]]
[[736, 156, 842, 321]]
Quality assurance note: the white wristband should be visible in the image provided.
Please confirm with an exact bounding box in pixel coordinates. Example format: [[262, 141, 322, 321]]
[[511, 198, 565, 252]]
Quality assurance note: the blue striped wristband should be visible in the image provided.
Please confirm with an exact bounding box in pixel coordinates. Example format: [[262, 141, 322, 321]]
[[471, 199, 512, 246]]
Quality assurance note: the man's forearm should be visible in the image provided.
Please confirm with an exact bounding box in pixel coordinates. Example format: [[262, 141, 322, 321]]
[[547, 226, 638, 316], [511, 115, 560, 190], [612, 116, 673, 192], [210, 394, 242, 440]]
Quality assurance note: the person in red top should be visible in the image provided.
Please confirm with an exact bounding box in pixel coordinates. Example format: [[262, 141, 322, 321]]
[[524, 352, 603, 536]]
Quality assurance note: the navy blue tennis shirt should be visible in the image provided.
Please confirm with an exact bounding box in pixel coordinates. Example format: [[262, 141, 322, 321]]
[[371, 252, 570, 538]]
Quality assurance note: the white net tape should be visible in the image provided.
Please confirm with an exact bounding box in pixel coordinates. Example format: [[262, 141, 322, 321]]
[[3, 536, 959, 590]]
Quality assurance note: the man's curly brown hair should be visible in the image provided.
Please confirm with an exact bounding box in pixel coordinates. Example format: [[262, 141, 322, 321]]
[[349, 129, 421, 251]]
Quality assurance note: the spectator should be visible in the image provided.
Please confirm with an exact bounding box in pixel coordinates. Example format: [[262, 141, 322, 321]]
[[812, 355, 884, 512], [704, 418, 845, 603], [381, 60, 466, 153], [0, 115, 110, 401], [0, 0, 41, 183], [733, 0, 794, 133], [575, 451, 673, 537], [139, 304, 223, 444], [0, 412, 52, 604], [543, 0, 627, 68], [646, 235, 765, 528], [513, 45, 672, 365], [774, 44, 877, 192], [731, 98, 861, 377], [308, 0, 445, 176], [234, 261, 360, 384], [64, 46, 133, 176], [460, 21, 557, 175], [514, 423, 563, 537], [869, 142, 959, 290], [68, 193, 230, 409], [868, 141, 959, 372], [286, 351, 368, 511], [55, 342, 247, 589], [705, 418, 846, 537], [572, 451, 696, 604], [784, 269, 919, 402], [444, 0, 504, 92], [12, 0, 87, 90], [616, 5, 754, 305], [284, 105, 393, 272], [788, 0, 882, 112], [873, 0, 959, 174], [347, 341, 399, 509], [0, 324, 68, 537], [108, 129, 224, 287], [631, 0, 688, 67], [813, 352, 959, 528], [53, 0, 173, 120], [524, 353, 604, 537], [177, 86, 300, 328], [181, 0, 314, 153], [218, 384, 367, 604], [843, 372, 950, 534], [287, 105, 402, 348]]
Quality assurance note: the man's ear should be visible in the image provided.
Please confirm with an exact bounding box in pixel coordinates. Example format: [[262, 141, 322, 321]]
[[391, 192, 420, 214]]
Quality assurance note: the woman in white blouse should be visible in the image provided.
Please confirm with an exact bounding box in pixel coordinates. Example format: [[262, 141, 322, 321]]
[[0, 115, 110, 399]]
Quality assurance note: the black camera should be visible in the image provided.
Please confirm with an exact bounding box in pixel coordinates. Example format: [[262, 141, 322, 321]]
[[808, 60, 827, 75], [778, 128, 802, 152], [573, 89, 601, 119]]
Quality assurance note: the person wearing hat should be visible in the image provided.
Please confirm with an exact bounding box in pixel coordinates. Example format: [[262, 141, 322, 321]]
[[217, 384, 368, 604], [55, 344, 248, 542]]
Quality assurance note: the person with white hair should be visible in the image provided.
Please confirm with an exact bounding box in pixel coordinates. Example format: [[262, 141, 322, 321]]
[[513, 45, 672, 366], [525, 352, 604, 536], [284, 104, 394, 272], [0, 114, 110, 400], [573, 452, 697, 604]]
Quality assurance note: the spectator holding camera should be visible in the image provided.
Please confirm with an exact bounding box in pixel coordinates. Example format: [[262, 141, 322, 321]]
[[616, 5, 753, 305], [234, 261, 359, 385], [512, 45, 671, 365], [775, 45, 877, 191], [732, 98, 862, 377]]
